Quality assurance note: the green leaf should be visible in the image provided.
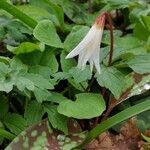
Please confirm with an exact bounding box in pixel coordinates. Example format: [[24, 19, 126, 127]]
[[134, 22, 150, 41], [33, 20, 63, 48], [96, 66, 129, 99], [69, 67, 92, 83], [125, 55, 150, 73], [60, 0, 88, 24], [4, 113, 27, 135], [128, 74, 150, 99], [24, 101, 44, 125], [39, 50, 58, 73], [60, 51, 76, 72], [17, 4, 53, 22], [60, 51, 87, 91], [141, 133, 150, 142], [44, 105, 68, 134], [141, 16, 150, 32], [77, 98, 150, 148], [0, 93, 8, 120], [29, 65, 52, 79], [25, 73, 54, 90], [31, 0, 65, 29], [34, 87, 52, 103], [8, 42, 43, 55], [58, 93, 106, 119], [48, 92, 70, 104], [0, 128, 15, 140], [16, 77, 34, 91], [110, 36, 147, 62], [64, 25, 90, 52]]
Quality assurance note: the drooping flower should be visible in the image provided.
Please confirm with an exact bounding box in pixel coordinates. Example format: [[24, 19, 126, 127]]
[[66, 13, 106, 74]]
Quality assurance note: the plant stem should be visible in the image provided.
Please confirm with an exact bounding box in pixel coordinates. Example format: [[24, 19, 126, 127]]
[[105, 13, 114, 66], [85, 74, 95, 92], [0, 0, 37, 29]]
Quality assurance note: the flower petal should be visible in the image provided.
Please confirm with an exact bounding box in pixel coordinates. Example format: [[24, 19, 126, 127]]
[[65, 25, 98, 59]]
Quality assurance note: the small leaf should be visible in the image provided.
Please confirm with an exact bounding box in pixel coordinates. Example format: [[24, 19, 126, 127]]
[[8, 42, 43, 55], [16, 77, 34, 91], [25, 73, 54, 89], [39, 50, 58, 73], [69, 67, 92, 83], [96, 66, 129, 99], [34, 87, 52, 103], [58, 93, 106, 119], [33, 20, 63, 48], [125, 55, 150, 73], [24, 101, 44, 125], [44, 105, 68, 134], [4, 113, 27, 135]]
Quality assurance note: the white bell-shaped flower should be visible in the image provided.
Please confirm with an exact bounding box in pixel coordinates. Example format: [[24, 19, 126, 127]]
[[66, 14, 105, 74]]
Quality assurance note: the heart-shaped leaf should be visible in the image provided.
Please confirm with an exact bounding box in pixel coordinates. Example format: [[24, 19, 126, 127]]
[[33, 20, 63, 48], [58, 93, 106, 119]]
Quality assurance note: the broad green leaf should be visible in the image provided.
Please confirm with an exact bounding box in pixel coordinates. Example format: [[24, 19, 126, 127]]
[[39, 50, 58, 73], [47, 92, 70, 104], [25, 73, 54, 90], [134, 22, 149, 41], [60, 0, 88, 24], [112, 36, 146, 62], [24, 101, 44, 125], [10, 57, 28, 73], [17, 4, 53, 22], [60, 51, 76, 72], [16, 77, 34, 91], [6, 20, 32, 41], [96, 66, 129, 99], [34, 87, 52, 103], [0, 80, 14, 93], [31, 0, 65, 29], [69, 67, 92, 83], [58, 93, 105, 119], [0, 93, 8, 119], [44, 105, 68, 134], [4, 113, 27, 135], [18, 49, 58, 73], [141, 16, 150, 32], [8, 42, 43, 55], [125, 55, 150, 73], [64, 25, 90, 52], [33, 20, 63, 48], [29, 65, 52, 79]]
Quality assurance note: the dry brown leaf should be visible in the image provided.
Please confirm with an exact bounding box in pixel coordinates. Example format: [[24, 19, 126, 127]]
[[85, 118, 143, 150]]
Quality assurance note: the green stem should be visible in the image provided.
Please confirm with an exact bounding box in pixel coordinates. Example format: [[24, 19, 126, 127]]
[[75, 99, 150, 149], [0, 128, 15, 140], [0, 0, 37, 29]]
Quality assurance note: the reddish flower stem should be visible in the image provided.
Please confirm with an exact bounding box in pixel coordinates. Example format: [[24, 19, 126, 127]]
[[94, 12, 114, 126], [105, 12, 114, 66]]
